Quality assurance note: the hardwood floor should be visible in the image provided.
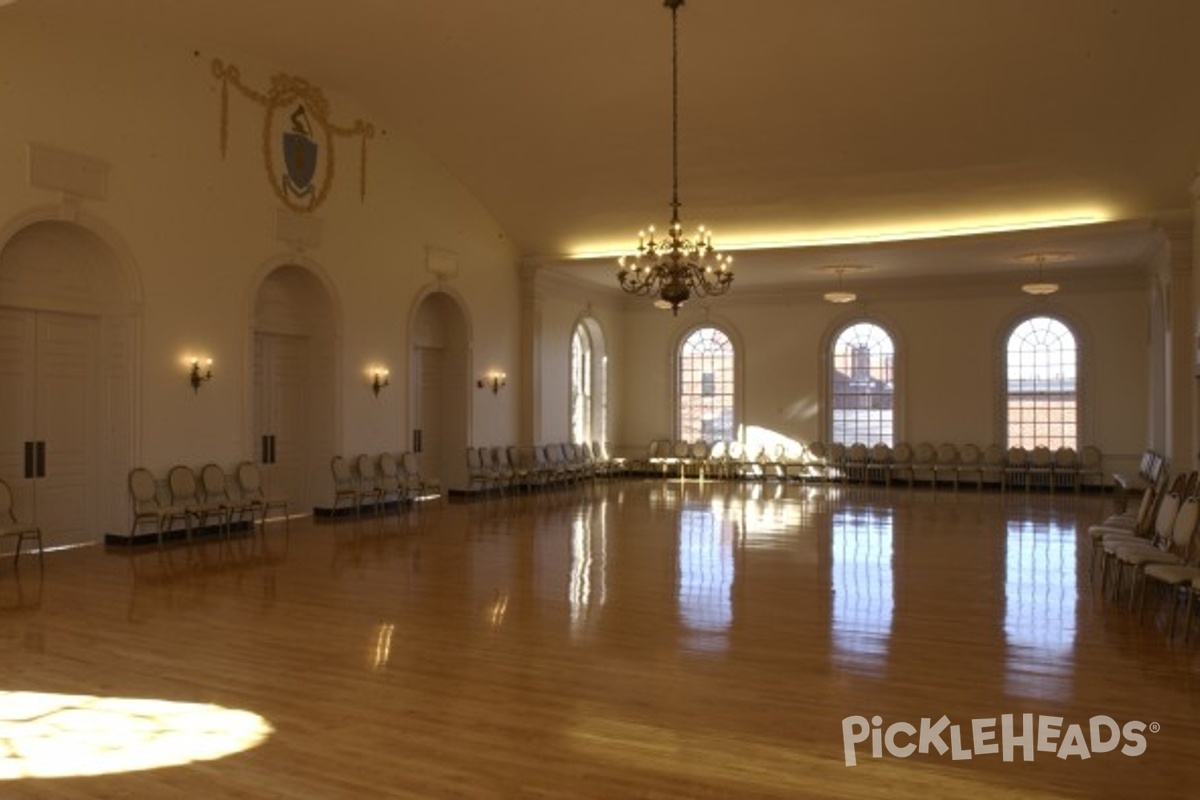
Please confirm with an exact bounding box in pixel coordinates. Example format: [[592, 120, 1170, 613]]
[[3, 480, 1199, 798]]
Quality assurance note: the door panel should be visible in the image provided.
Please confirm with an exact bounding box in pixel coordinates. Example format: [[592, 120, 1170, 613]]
[[35, 313, 98, 544], [256, 332, 310, 511], [0, 309, 98, 545]]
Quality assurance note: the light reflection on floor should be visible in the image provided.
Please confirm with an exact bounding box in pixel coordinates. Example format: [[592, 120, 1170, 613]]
[[830, 508, 894, 677], [678, 503, 735, 652], [1004, 517, 1077, 699], [0, 691, 272, 779]]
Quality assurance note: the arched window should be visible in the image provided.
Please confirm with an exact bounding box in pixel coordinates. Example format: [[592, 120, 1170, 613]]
[[1005, 316, 1077, 450], [571, 319, 608, 445], [830, 322, 895, 445], [678, 326, 735, 442]]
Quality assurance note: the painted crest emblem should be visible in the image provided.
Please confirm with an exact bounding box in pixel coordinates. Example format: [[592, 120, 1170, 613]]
[[213, 60, 375, 214], [282, 105, 318, 199]]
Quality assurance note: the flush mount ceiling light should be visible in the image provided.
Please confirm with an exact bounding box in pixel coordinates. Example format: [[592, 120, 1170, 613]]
[[821, 265, 866, 304], [616, 0, 732, 316], [1016, 252, 1073, 295]]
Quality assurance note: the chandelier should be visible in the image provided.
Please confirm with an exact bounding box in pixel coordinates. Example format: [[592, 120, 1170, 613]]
[[1017, 252, 1071, 296], [617, 0, 732, 315]]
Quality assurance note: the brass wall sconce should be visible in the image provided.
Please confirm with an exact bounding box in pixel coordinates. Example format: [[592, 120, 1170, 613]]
[[187, 357, 213, 392], [369, 366, 390, 396], [477, 371, 506, 394]]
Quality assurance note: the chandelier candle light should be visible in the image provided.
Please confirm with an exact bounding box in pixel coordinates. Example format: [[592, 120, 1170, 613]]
[[617, 0, 733, 315]]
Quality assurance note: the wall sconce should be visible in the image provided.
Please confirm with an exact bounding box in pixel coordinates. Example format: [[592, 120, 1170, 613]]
[[187, 357, 213, 392], [477, 371, 506, 394], [369, 366, 390, 396]]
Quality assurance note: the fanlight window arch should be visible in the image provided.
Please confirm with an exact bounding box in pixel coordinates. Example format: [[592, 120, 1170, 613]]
[[1005, 316, 1077, 450], [830, 322, 895, 445], [678, 326, 735, 443]]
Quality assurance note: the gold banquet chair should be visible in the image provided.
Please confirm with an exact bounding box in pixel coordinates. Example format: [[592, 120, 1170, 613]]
[[0, 478, 43, 567]]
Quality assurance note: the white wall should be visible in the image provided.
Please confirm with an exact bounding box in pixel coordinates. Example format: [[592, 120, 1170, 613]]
[[0, 14, 520, 507]]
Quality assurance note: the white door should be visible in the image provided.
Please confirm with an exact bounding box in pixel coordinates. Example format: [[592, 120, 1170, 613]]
[[413, 346, 444, 484], [0, 308, 99, 545], [255, 332, 310, 511]]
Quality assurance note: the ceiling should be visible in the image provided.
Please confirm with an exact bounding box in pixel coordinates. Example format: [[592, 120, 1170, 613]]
[[13, 0, 1200, 295]]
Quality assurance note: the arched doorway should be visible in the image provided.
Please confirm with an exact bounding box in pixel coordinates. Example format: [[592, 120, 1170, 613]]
[[410, 291, 469, 491], [0, 219, 137, 544], [252, 264, 337, 513]]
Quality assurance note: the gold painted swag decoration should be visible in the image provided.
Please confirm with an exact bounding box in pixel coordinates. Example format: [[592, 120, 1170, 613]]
[[212, 59, 375, 213]]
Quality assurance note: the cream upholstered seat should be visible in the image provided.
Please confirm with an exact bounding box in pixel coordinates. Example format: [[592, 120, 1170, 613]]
[[169, 464, 227, 536], [129, 467, 191, 545], [826, 442, 848, 484], [844, 443, 869, 484], [803, 441, 828, 483], [1113, 494, 1199, 610], [401, 451, 442, 500], [466, 447, 492, 493], [889, 442, 914, 488], [1053, 446, 1079, 492], [200, 463, 257, 535], [911, 442, 936, 486], [1004, 446, 1029, 491], [980, 444, 1006, 489], [235, 461, 290, 531], [0, 478, 42, 566], [933, 442, 959, 489], [866, 443, 891, 485], [956, 443, 983, 490], [1026, 446, 1054, 492], [331, 455, 364, 516], [1098, 490, 1181, 597]]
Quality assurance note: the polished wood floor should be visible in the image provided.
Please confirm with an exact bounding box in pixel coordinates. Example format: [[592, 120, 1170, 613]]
[[3, 479, 1199, 798]]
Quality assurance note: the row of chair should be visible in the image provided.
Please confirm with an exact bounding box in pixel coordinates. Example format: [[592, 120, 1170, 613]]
[[330, 452, 442, 517], [1088, 468, 1200, 642], [640, 439, 1105, 491], [466, 442, 627, 494], [128, 462, 288, 545]]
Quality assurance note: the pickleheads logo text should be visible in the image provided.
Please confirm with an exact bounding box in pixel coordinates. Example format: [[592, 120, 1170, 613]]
[[841, 714, 1158, 767]]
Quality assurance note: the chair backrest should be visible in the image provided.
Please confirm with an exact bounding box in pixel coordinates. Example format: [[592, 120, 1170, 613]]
[[1170, 496, 1199, 552], [401, 451, 422, 478], [936, 443, 959, 464], [1006, 446, 1028, 466], [847, 443, 868, 462], [806, 441, 826, 460], [129, 467, 160, 509], [200, 463, 231, 503], [356, 454, 377, 485], [983, 444, 1006, 467], [869, 443, 891, 463], [691, 441, 709, 459], [913, 442, 935, 464], [331, 456, 354, 486], [0, 478, 17, 524], [168, 465, 200, 504], [959, 443, 981, 466], [238, 461, 269, 502], [1054, 446, 1077, 468], [1080, 445, 1102, 470], [379, 451, 398, 479], [891, 442, 912, 464], [1153, 492, 1182, 543], [709, 440, 727, 460], [827, 442, 846, 461], [1030, 446, 1053, 466]]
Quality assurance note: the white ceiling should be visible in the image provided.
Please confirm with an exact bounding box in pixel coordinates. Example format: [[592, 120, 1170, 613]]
[[15, 0, 1200, 294]]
